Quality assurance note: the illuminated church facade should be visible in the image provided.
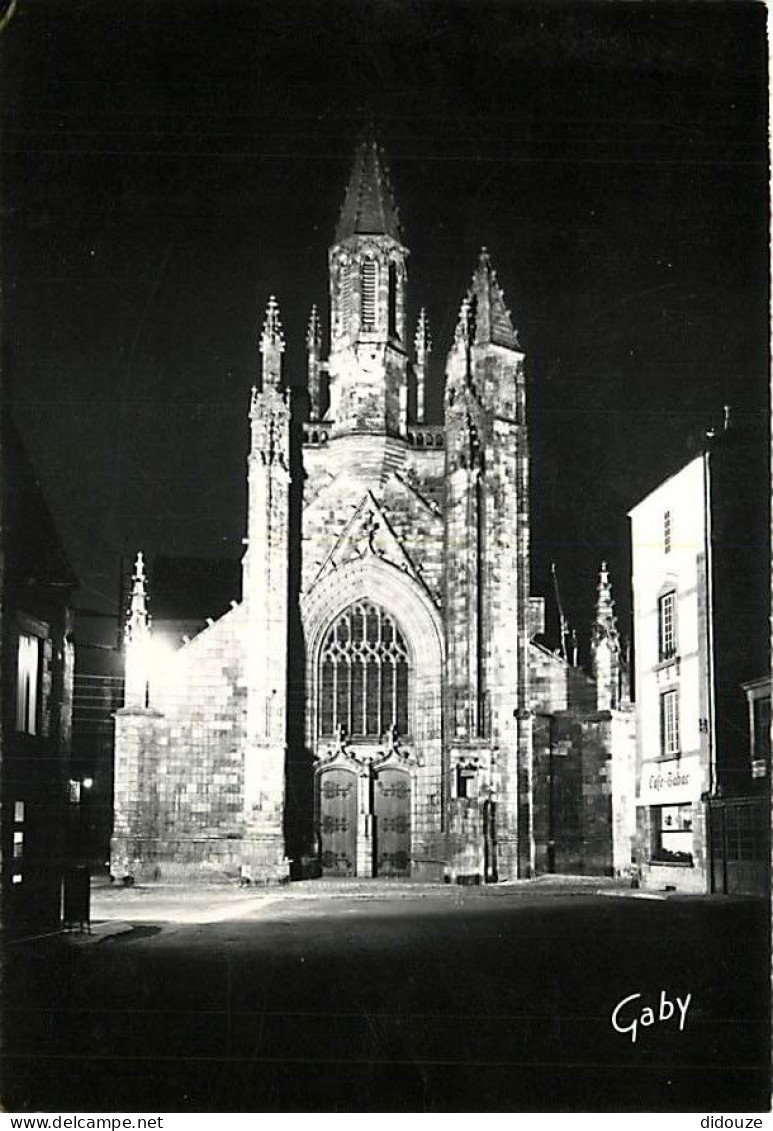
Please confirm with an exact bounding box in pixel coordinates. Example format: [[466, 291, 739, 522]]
[[112, 142, 633, 884]]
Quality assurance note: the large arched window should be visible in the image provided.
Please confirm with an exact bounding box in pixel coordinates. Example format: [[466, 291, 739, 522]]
[[319, 602, 409, 739]]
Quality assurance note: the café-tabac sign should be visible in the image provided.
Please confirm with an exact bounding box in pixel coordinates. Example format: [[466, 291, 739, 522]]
[[638, 755, 703, 806]]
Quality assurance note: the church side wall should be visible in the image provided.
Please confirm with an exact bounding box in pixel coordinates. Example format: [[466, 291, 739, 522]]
[[532, 713, 615, 877], [112, 607, 247, 881], [530, 644, 597, 714]]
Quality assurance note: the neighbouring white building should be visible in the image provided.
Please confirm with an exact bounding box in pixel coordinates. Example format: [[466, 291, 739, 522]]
[[629, 422, 769, 894]]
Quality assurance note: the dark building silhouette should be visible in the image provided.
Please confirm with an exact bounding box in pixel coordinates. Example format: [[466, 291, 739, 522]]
[[1, 420, 78, 937]]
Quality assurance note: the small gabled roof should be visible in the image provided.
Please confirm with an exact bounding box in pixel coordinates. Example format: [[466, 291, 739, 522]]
[[335, 139, 401, 243]]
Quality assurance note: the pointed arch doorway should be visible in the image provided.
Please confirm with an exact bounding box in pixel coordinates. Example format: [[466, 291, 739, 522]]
[[315, 601, 412, 877], [316, 752, 414, 878], [304, 557, 445, 881]]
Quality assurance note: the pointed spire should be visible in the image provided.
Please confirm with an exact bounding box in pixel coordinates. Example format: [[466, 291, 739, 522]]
[[445, 296, 474, 407], [306, 304, 321, 351], [454, 296, 473, 349], [414, 308, 431, 424], [260, 295, 285, 353], [467, 246, 520, 349], [259, 296, 284, 388], [414, 307, 431, 356], [594, 561, 619, 641], [592, 562, 621, 711], [307, 304, 323, 419], [336, 139, 401, 243], [126, 551, 149, 635], [124, 551, 151, 709]]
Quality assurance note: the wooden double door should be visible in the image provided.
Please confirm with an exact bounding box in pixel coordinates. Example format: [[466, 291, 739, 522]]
[[318, 764, 411, 878]]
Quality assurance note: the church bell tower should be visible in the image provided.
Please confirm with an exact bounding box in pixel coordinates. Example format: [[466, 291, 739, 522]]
[[325, 139, 410, 436]]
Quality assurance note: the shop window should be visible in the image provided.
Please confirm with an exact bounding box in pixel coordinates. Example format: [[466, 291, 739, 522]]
[[658, 591, 677, 660], [660, 689, 680, 756], [653, 803, 693, 864], [16, 633, 39, 735]]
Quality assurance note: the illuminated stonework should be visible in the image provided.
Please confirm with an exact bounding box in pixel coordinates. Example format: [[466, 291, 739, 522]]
[[111, 140, 634, 885]]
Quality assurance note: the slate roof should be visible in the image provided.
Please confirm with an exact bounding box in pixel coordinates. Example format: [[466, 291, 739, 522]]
[[335, 139, 401, 243]]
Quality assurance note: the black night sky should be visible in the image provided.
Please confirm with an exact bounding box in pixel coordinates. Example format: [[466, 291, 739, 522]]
[[2, 1, 769, 655]]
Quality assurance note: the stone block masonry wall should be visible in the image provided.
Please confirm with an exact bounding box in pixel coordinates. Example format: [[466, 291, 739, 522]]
[[381, 472, 444, 603], [610, 708, 636, 875], [301, 437, 445, 601], [487, 420, 526, 878], [112, 607, 248, 881], [530, 643, 597, 714], [301, 473, 366, 591], [532, 712, 616, 876], [446, 799, 484, 878], [409, 703, 444, 872]]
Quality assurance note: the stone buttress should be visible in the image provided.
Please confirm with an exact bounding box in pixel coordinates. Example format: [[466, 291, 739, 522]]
[[241, 297, 291, 880], [443, 252, 533, 879]]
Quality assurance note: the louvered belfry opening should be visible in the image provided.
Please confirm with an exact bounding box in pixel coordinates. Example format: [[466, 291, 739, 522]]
[[319, 602, 409, 739], [360, 259, 378, 331], [388, 261, 398, 338]]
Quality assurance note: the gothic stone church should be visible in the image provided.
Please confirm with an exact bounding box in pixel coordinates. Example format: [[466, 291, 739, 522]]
[[112, 142, 630, 884]]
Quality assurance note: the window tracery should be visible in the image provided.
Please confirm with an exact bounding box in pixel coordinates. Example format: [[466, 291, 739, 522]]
[[319, 602, 409, 738]]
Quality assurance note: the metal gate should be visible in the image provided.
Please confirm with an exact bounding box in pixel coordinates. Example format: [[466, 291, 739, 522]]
[[708, 795, 769, 895], [318, 767, 358, 876], [373, 767, 411, 877]]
